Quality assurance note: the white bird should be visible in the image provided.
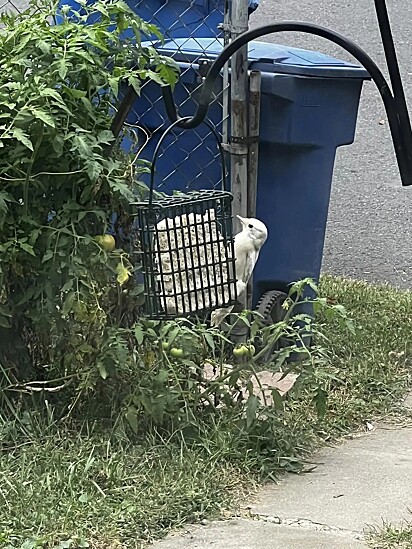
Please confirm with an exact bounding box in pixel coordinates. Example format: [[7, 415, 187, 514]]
[[210, 214, 268, 327]]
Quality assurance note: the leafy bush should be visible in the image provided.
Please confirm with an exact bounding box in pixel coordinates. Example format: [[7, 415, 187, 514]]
[[0, 0, 178, 383]]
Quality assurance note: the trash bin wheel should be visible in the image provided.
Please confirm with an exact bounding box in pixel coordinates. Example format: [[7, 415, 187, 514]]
[[255, 289, 289, 363], [256, 290, 288, 325]]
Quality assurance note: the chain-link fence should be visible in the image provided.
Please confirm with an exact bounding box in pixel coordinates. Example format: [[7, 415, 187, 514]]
[[0, 0, 29, 18]]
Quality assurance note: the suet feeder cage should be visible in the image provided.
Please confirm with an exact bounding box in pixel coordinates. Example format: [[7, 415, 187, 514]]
[[131, 119, 238, 319]]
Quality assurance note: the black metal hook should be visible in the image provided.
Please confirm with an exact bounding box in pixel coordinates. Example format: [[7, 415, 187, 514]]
[[157, 21, 412, 187]]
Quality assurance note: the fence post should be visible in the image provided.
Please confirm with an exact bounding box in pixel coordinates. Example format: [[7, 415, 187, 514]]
[[230, 0, 249, 230], [230, 0, 249, 313], [226, 0, 251, 342], [222, 0, 231, 185]]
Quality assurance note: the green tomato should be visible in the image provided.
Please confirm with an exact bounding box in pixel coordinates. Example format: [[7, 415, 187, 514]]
[[170, 347, 184, 358], [233, 345, 249, 358], [247, 344, 256, 357], [162, 341, 169, 351], [94, 234, 116, 252]]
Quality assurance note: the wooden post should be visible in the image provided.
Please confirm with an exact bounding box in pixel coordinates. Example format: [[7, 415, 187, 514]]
[[246, 70, 261, 308]]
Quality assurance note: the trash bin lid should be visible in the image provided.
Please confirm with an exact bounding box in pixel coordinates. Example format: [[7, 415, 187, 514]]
[[154, 37, 369, 79]]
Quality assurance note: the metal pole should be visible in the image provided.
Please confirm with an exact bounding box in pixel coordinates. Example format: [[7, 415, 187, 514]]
[[230, 0, 249, 241], [373, 0, 412, 169], [246, 70, 261, 308], [247, 70, 261, 219], [222, 0, 230, 162], [227, 0, 250, 343]]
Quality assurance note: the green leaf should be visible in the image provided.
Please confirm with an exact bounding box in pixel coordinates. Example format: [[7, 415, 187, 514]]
[[58, 58, 68, 79], [135, 292, 146, 306], [157, 62, 179, 88], [40, 87, 65, 103], [204, 332, 215, 353], [51, 134, 64, 156], [97, 130, 114, 145], [12, 128, 33, 151], [42, 250, 54, 263], [108, 77, 119, 98], [134, 324, 144, 345], [62, 291, 76, 315], [246, 394, 259, 429], [72, 134, 92, 157], [0, 305, 12, 318], [314, 387, 327, 419], [116, 12, 127, 32], [346, 319, 356, 335], [166, 326, 180, 346], [30, 108, 56, 127], [129, 284, 145, 297], [116, 262, 130, 285], [78, 493, 89, 503], [0, 192, 10, 229], [21, 541, 38, 549], [128, 75, 141, 95], [95, 3, 109, 17], [85, 160, 103, 182], [0, 316, 11, 328], [65, 88, 87, 99], [156, 369, 168, 383], [19, 242, 35, 256], [97, 362, 108, 380], [126, 406, 138, 434], [61, 280, 74, 292], [270, 388, 284, 411], [38, 40, 51, 54], [80, 96, 94, 113], [56, 540, 71, 549]]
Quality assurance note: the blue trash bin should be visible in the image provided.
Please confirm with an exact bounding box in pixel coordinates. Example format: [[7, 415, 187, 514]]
[[131, 0, 225, 39], [127, 38, 369, 305], [57, 0, 226, 40]]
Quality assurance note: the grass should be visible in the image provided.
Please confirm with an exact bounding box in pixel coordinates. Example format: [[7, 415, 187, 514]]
[[368, 517, 412, 548], [0, 432, 250, 549], [1, 275, 411, 548], [314, 276, 412, 435]]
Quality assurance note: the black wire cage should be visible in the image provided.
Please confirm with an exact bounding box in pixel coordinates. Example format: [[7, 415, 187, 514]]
[[131, 118, 238, 319]]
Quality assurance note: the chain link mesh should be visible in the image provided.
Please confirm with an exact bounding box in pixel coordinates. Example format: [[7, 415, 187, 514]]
[[0, 1, 26, 14], [126, 1, 230, 195]]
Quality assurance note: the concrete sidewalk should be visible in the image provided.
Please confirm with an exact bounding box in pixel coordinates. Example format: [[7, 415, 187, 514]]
[[152, 423, 412, 548]]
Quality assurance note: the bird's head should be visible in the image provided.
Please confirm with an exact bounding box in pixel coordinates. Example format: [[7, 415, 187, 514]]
[[237, 215, 268, 245]]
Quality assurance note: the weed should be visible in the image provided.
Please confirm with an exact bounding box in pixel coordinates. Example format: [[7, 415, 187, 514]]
[[367, 516, 412, 548]]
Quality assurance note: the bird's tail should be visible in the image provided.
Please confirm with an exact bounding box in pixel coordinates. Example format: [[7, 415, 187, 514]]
[[211, 281, 247, 327], [210, 305, 234, 327]]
